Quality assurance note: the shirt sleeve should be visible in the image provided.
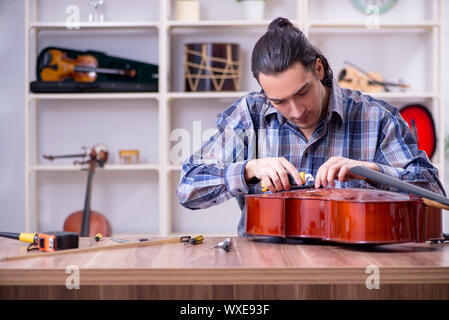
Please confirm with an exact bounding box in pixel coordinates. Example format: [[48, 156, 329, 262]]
[[176, 96, 257, 210], [374, 107, 446, 196]]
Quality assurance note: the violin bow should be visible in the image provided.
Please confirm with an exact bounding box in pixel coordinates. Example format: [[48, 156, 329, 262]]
[[350, 165, 449, 210]]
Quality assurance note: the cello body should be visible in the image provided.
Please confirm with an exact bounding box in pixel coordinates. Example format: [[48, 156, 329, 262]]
[[63, 210, 112, 237], [245, 188, 443, 244]]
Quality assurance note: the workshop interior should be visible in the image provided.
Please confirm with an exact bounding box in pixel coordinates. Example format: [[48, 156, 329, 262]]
[[1, 0, 449, 304]]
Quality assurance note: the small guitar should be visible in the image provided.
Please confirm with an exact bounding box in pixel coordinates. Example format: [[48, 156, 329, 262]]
[[338, 61, 410, 93]]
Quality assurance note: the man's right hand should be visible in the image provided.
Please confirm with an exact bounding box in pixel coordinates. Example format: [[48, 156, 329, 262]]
[[244, 157, 303, 192]]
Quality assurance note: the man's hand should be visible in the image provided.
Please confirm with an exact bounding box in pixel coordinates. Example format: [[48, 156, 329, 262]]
[[244, 157, 303, 192], [314, 156, 380, 189]]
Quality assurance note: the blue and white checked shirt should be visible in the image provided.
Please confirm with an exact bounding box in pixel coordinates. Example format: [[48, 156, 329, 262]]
[[176, 79, 446, 236]]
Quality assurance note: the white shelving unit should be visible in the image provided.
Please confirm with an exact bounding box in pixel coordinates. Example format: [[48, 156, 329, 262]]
[[24, 0, 444, 235], [28, 21, 160, 30]]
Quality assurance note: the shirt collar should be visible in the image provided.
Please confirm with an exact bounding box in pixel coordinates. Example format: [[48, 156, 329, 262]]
[[259, 89, 286, 124], [263, 78, 345, 126], [326, 78, 345, 125]]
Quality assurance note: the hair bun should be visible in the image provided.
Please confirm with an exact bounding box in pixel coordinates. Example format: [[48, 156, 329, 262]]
[[268, 17, 294, 32]]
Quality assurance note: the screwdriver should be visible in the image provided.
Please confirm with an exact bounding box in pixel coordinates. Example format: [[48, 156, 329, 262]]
[[261, 171, 314, 192]]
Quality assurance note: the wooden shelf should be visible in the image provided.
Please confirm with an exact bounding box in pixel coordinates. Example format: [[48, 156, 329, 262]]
[[167, 20, 285, 29], [28, 21, 159, 30], [27, 91, 436, 101], [29, 164, 160, 172], [168, 165, 182, 171], [167, 91, 438, 100], [368, 92, 439, 99], [307, 20, 440, 30], [167, 91, 249, 100], [28, 92, 160, 100]]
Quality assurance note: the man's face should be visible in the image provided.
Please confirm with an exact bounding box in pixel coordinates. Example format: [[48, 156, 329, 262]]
[[258, 61, 328, 135]]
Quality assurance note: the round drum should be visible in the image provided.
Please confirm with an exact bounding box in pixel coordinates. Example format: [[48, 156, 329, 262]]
[[184, 43, 241, 92]]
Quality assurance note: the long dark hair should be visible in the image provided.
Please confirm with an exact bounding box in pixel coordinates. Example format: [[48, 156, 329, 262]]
[[251, 17, 333, 87]]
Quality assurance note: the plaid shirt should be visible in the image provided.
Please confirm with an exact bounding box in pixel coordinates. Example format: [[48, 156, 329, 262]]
[[176, 79, 446, 236]]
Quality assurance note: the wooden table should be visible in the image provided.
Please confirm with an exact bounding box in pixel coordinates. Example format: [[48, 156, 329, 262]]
[[1, 236, 449, 299]]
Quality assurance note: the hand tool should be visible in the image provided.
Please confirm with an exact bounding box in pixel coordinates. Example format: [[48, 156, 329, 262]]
[[262, 171, 314, 192], [0, 231, 79, 252], [0, 236, 194, 262], [211, 238, 232, 252]]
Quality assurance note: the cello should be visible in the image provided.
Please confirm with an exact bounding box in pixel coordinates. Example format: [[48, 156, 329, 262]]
[[43, 144, 112, 237], [245, 166, 449, 244]]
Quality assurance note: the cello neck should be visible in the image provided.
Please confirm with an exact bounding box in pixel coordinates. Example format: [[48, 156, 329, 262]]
[[80, 161, 96, 237]]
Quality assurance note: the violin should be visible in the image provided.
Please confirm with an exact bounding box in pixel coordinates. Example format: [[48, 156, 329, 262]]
[[245, 166, 448, 244], [43, 144, 112, 237], [39, 48, 137, 83], [338, 61, 410, 93]]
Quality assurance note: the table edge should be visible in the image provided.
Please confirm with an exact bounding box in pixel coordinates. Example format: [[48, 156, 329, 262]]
[[1, 266, 449, 286]]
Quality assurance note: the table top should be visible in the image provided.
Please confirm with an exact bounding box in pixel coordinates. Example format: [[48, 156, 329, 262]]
[[1, 236, 449, 285]]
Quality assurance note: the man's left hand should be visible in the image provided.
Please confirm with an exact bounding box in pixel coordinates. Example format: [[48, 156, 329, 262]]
[[314, 156, 380, 189]]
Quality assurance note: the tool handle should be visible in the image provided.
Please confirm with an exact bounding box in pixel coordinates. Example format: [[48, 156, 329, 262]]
[[0, 232, 22, 241], [262, 172, 314, 192], [349, 166, 449, 207], [0, 232, 36, 244], [1, 237, 181, 262]]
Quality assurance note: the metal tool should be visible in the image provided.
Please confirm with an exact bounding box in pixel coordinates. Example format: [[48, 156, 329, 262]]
[[212, 238, 232, 252], [111, 237, 130, 243], [262, 172, 314, 192], [0, 231, 79, 252], [89, 233, 103, 246], [1, 236, 185, 262], [181, 235, 204, 246]]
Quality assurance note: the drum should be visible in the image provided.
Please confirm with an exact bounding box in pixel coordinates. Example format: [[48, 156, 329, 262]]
[[184, 43, 241, 92]]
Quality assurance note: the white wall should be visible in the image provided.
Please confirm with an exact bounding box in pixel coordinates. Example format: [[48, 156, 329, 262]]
[[0, 0, 26, 231], [1, 0, 448, 234]]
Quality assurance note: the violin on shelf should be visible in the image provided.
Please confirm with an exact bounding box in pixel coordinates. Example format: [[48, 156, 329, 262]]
[[43, 144, 112, 237], [338, 61, 410, 93], [39, 48, 137, 83]]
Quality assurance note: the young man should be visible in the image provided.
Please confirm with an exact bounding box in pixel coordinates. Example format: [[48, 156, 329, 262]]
[[176, 17, 446, 236]]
